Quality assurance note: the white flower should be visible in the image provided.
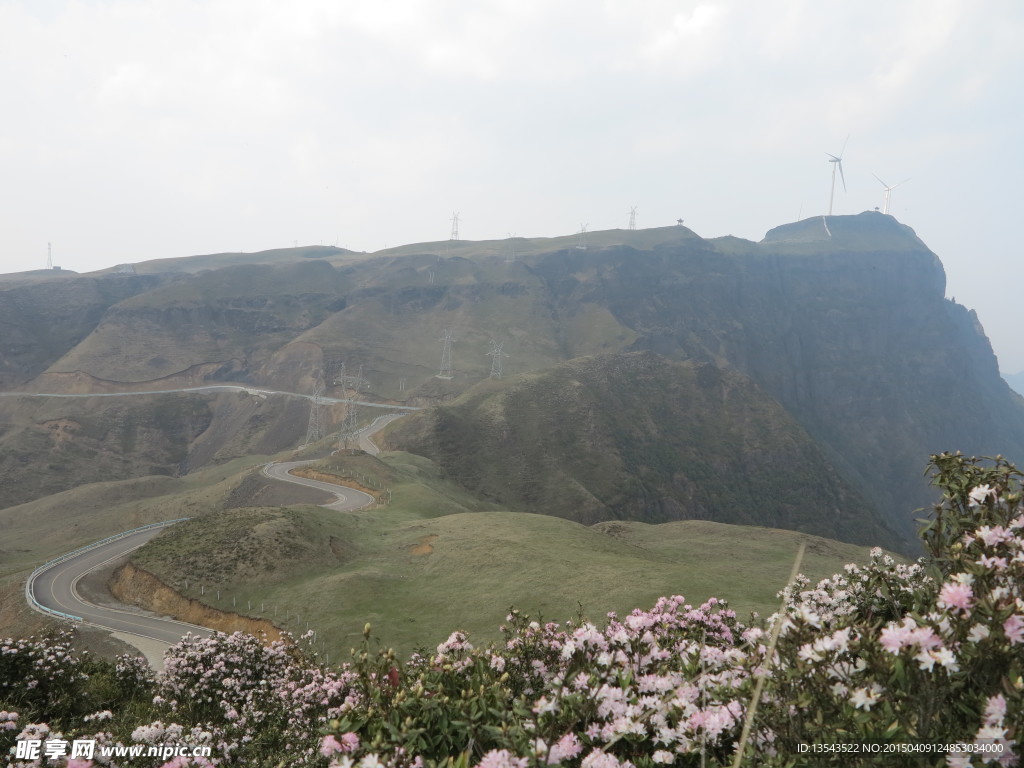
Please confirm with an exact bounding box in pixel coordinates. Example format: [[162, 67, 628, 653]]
[[849, 685, 881, 710], [932, 648, 959, 672], [915, 650, 937, 672], [969, 484, 996, 507], [967, 624, 991, 643]]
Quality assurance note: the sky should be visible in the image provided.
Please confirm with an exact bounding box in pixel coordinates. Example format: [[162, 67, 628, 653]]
[[2, 1, 1022, 372]]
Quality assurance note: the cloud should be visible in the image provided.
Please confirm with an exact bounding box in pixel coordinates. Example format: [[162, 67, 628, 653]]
[[1, 0, 1023, 369]]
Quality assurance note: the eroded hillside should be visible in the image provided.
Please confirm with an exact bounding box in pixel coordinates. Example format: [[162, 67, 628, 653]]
[[2, 213, 1022, 551]]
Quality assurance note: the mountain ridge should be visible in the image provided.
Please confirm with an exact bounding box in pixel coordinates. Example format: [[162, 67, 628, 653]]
[[2, 213, 1021, 553]]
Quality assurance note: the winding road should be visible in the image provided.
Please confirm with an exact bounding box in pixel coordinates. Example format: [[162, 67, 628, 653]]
[[28, 525, 214, 646], [22, 388, 411, 665], [0, 384, 422, 410], [262, 461, 376, 510]]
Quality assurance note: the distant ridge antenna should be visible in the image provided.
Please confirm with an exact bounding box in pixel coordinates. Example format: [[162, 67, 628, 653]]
[[628, 206, 638, 231], [449, 212, 460, 241], [437, 329, 454, 379], [47, 242, 52, 270]]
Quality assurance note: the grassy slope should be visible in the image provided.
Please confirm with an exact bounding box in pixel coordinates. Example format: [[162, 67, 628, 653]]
[[0, 454, 271, 582], [127, 450, 878, 658], [383, 352, 894, 546]]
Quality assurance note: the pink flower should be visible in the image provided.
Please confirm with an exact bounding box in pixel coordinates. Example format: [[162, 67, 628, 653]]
[[879, 619, 915, 653], [977, 525, 1009, 546], [938, 582, 974, 612], [1003, 614, 1024, 645], [321, 735, 343, 757], [548, 733, 582, 763], [984, 694, 1007, 724], [475, 749, 529, 768], [340, 732, 360, 753]]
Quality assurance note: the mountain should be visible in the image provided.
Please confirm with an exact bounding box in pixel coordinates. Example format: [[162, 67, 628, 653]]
[[383, 351, 895, 546], [2, 213, 1022, 552], [1004, 371, 1024, 398]]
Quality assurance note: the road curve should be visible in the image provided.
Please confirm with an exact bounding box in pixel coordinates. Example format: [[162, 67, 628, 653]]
[[25, 412, 404, 662], [262, 461, 376, 511], [29, 526, 213, 646]]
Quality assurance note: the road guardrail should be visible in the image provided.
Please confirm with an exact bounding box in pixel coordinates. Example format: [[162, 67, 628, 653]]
[[24, 518, 191, 623]]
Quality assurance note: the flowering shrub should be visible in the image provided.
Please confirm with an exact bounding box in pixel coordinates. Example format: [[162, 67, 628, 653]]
[[2, 452, 1022, 767], [0, 632, 88, 724]]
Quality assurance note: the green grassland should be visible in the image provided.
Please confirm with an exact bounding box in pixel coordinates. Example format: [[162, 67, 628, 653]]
[[0, 454, 272, 582], [127, 449, 879, 659]]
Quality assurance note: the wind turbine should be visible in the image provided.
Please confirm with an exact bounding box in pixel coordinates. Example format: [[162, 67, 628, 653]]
[[873, 174, 910, 215], [825, 137, 848, 216]]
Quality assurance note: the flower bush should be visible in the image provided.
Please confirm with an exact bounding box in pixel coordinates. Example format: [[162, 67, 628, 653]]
[[2, 452, 1021, 767]]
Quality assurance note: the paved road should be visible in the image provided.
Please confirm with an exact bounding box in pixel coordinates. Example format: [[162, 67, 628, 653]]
[[262, 462, 376, 511], [0, 384, 422, 410], [359, 412, 406, 455], [25, 411, 404, 662], [29, 526, 212, 646]]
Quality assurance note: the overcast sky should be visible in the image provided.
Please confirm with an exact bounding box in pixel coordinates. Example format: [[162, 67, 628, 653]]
[[2, 1, 1022, 372]]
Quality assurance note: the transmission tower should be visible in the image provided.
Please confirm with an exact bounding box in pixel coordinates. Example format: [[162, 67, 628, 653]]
[[450, 212, 460, 241], [505, 233, 518, 264], [628, 206, 638, 231], [437, 329, 454, 379], [47, 242, 52, 270], [340, 399, 359, 448], [576, 223, 588, 250], [487, 340, 508, 379], [304, 381, 325, 445]]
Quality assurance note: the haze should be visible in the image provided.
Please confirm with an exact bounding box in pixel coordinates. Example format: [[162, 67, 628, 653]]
[[1, 1, 1022, 372]]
